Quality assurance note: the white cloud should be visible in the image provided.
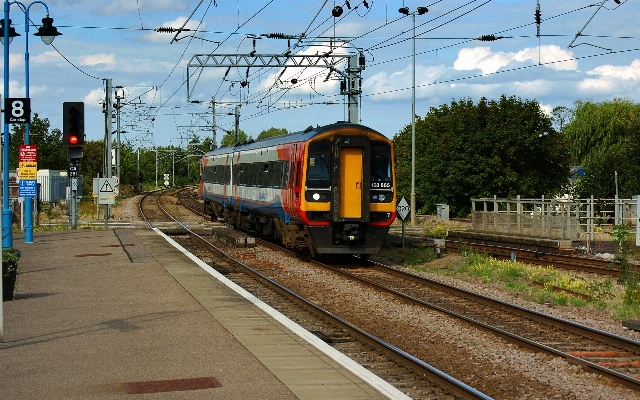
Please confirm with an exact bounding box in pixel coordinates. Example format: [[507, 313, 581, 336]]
[[539, 103, 554, 117], [29, 84, 49, 98], [79, 53, 117, 69], [536, 46, 578, 71], [84, 88, 107, 108], [364, 69, 408, 100], [454, 45, 577, 75], [509, 79, 555, 96], [364, 63, 446, 101], [31, 50, 64, 65], [587, 59, 640, 81], [0, 79, 24, 97], [578, 78, 618, 93]]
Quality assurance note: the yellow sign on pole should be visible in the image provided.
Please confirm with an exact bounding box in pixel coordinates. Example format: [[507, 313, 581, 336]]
[[18, 162, 37, 179]]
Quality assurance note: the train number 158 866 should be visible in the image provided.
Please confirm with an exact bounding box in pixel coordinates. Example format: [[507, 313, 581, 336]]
[[371, 182, 392, 188]]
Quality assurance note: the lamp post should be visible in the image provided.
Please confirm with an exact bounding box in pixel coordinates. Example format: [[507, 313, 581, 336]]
[[1, 0, 59, 344], [2, 1, 60, 246], [399, 6, 428, 225]]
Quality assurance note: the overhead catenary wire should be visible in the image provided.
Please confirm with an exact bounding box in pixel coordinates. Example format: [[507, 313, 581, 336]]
[[181, 0, 636, 133], [44, 1, 637, 144]]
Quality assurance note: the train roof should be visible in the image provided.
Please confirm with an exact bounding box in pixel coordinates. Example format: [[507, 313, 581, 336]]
[[203, 121, 384, 157]]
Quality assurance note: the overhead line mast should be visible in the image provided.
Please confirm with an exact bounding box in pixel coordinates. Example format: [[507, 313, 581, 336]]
[[186, 52, 365, 124]]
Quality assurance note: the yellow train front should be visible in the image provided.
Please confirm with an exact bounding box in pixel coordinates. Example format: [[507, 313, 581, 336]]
[[295, 123, 396, 257], [200, 121, 396, 257]]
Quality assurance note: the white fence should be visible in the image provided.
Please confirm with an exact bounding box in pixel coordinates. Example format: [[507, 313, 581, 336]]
[[471, 195, 637, 251]]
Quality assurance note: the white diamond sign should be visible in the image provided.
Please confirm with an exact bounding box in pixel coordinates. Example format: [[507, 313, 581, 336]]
[[396, 197, 410, 221]]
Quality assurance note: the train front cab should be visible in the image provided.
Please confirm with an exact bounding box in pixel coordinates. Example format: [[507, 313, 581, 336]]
[[301, 129, 396, 256]]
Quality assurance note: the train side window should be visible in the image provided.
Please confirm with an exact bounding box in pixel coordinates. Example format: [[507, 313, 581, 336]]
[[267, 161, 275, 187], [306, 140, 331, 189], [263, 162, 271, 187], [249, 163, 256, 186], [256, 163, 262, 187], [280, 161, 289, 188]]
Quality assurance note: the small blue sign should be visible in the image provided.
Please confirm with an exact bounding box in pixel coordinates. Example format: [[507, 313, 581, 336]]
[[19, 179, 37, 198]]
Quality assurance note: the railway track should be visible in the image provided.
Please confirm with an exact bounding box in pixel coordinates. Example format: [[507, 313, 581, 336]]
[[140, 191, 640, 396], [303, 255, 640, 391], [175, 186, 207, 217], [139, 190, 492, 400], [445, 238, 633, 277]]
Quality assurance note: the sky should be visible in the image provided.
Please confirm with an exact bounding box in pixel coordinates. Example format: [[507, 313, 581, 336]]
[[1, 0, 639, 149]]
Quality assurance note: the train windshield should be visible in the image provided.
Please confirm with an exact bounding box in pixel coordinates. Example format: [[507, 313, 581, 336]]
[[306, 140, 331, 188], [370, 142, 392, 187]]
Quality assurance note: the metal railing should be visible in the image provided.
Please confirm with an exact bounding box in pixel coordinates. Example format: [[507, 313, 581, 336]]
[[471, 195, 637, 252]]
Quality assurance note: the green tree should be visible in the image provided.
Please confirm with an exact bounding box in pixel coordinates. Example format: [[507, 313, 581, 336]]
[[256, 127, 288, 140], [394, 95, 570, 217], [220, 129, 251, 147], [551, 106, 573, 133], [79, 140, 106, 196], [9, 113, 66, 170], [564, 98, 640, 198]]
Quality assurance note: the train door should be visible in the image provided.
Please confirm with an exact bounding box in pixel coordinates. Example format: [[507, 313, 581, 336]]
[[331, 136, 370, 222], [339, 147, 362, 218]]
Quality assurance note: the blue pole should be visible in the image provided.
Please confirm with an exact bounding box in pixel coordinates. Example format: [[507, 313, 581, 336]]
[[16, 1, 50, 244], [3, 0, 13, 249], [23, 2, 32, 243]]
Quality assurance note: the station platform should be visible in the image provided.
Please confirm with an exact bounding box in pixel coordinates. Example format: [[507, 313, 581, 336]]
[[1, 228, 407, 399]]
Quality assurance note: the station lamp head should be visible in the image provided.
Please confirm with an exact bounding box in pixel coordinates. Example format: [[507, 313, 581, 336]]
[[34, 16, 62, 45], [332, 6, 343, 17], [417, 7, 429, 15], [0, 19, 21, 45], [398, 7, 410, 15]]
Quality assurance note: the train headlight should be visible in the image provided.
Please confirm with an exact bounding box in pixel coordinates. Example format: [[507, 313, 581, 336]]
[[379, 194, 386, 201], [313, 193, 320, 200]]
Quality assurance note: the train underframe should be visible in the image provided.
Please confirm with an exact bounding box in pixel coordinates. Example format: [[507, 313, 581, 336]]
[[204, 199, 386, 258]]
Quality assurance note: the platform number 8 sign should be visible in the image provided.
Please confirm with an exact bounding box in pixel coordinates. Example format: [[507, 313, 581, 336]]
[[5, 97, 31, 124]]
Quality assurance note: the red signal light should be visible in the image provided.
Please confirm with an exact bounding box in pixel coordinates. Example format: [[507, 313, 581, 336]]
[[63, 102, 85, 147]]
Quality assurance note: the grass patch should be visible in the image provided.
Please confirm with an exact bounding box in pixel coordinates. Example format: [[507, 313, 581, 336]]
[[377, 244, 640, 319], [423, 223, 449, 238], [377, 246, 437, 271]]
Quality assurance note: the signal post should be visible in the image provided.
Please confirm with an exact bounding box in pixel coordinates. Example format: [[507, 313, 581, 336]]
[[63, 102, 84, 229]]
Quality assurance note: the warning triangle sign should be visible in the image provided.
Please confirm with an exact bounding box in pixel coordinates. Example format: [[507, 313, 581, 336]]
[[100, 180, 114, 193]]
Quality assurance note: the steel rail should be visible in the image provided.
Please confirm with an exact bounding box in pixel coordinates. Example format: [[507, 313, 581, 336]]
[[313, 257, 640, 391], [185, 230, 492, 400], [445, 239, 639, 277], [140, 201, 492, 399]]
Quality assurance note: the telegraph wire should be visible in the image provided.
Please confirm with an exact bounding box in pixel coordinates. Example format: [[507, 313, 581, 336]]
[[362, 46, 640, 99], [367, 0, 492, 52], [366, 3, 625, 69]]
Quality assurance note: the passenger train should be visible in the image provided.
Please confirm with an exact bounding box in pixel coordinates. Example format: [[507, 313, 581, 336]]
[[199, 121, 396, 257]]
